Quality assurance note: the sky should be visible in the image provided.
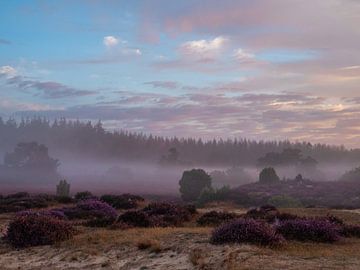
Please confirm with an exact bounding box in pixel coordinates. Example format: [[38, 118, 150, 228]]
[[0, 0, 360, 147]]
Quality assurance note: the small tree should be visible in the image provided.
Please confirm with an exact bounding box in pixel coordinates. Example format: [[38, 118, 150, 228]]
[[179, 169, 211, 201], [56, 180, 70, 197], [259, 167, 280, 184]]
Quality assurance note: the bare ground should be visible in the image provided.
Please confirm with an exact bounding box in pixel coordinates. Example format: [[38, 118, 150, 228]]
[[1, 208, 360, 270]]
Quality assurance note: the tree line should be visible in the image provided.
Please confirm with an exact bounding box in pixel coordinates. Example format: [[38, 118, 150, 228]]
[[0, 117, 359, 165]]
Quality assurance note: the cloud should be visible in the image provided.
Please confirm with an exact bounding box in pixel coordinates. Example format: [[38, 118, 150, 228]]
[[0, 66, 96, 99], [179, 36, 228, 59], [103, 36, 119, 47], [15, 91, 360, 147], [0, 65, 17, 78], [234, 48, 255, 62], [0, 38, 11, 45], [144, 81, 179, 89]]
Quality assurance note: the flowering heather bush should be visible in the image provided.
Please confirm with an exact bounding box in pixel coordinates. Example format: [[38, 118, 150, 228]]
[[197, 211, 237, 226], [325, 215, 344, 225], [16, 209, 67, 220], [276, 219, 340, 243], [211, 218, 284, 246], [100, 194, 144, 209], [60, 199, 117, 227], [117, 210, 151, 227], [5, 215, 75, 248], [275, 212, 300, 222]]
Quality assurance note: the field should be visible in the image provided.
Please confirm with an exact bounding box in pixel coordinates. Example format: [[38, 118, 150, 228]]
[[1, 204, 360, 270]]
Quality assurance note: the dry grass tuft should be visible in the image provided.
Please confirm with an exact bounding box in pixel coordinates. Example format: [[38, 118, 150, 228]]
[[137, 238, 162, 253]]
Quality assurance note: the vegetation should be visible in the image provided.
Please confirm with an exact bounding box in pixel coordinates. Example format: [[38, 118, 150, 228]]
[[210, 166, 252, 188], [259, 167, 280, 184], [5, 214, 75, 248], [179, 169, 212, 201], [196, 186, 231, 206], [268, 195, 303, 208], [0, 117, 357, 166], [197, 211, 237, 226], [211, 218, 284, 246], [276, 219, 340, 243], [100, 194, 144, 209], [56, 180, 70, 197], [74, 191, 95, 201], [339, 167, 360, 182]]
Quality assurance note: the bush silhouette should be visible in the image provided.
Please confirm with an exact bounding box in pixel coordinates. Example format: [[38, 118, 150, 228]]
[[259, 167, 280, 184], [179, 169, 211, 201]]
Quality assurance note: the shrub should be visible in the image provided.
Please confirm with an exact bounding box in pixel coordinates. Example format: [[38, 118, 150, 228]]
[[6, 192, 30, 199], [5, 215, 74, 248], [56, 180, 70, 197], [197, 186, 231, 206], [211, 218, 284, 246], [268, 195, 302, 208], [259, 167, 280, 184], [197, 211, 237, 226], [339, 224, 360, 238], [243, 205, 279, 222], [61, 199, 117, 227], [143, 202, 193, 226], [179, 169, 212, 201], [100, 194, 143, 209], [0, 195, 49, 214], [16, 209, 67, 220], [118, 211, 151, 227], [75, 191, 95, 201], [55, 196, 75, 204], [276, 219, 340, 243]]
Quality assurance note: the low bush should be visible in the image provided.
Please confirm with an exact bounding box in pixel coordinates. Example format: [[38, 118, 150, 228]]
[[100, 194, 144, 209], [338, 224, 360, 238], [16, 209, 67, 220], [75, 191, 96, 201], [55, 196, 75, 204], [143, 202, 193, 226], [60, 199, 117, 227], [276, 219, 340, 243], [243, 205, 279, 222], [5, 214, 75, 248], [117, 211, 151, 227], [0, 195, 49, 213], [197, 211, 237, 226], [211, 218, 284, 246]]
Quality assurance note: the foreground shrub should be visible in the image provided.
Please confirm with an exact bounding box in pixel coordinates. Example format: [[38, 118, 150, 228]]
[[117, 211, 151, 227], [276, 219, 340, 243], [100, 194, 144, 209], [5, 215, 74, 248], [211, 218, 284, 246], [197, 211, 237, 226]]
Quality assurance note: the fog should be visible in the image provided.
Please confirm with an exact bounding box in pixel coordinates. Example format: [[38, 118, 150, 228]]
[[1, 151, 356, 196]]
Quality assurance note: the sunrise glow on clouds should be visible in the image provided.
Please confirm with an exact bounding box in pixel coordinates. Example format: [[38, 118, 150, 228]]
[[0, 0, 360, 147]]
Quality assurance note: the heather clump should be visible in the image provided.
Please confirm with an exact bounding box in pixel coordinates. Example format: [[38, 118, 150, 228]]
[[117, 210, 151, 227], [197, 211, 237, 226], [100, 194, 144, 209], [5, 214, 75, 248], [60, 199, 117, 227], [211, 218, 284, 246], [276, 218, 340, 243], [243, 205, 280, 222], [143, 202, 193, 226]]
